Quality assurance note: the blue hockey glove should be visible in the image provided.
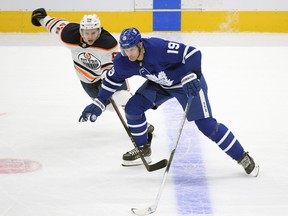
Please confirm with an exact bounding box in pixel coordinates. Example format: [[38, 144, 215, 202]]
[[79, 98, 106, 122], [181, 72, 201, 96]]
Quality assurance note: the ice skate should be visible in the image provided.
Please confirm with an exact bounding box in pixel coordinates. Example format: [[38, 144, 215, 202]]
[[238, 152, 260, 177], [122, 132, 153, 166]]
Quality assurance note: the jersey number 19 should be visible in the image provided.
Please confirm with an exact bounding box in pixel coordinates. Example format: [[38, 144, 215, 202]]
[[167, 42, 180, 54]]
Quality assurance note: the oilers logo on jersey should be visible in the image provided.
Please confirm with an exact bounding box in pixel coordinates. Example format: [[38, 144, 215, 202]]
[[78, 52, 101, 72]]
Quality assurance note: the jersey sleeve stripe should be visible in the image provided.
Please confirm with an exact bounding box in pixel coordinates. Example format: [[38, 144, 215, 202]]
[[101, 84, 117, 93], [182, 47, 199, 63], [47, 18, 62, 32], [44, 18, 54, 28], [105, 77, 123, 87], [182, 46, 190, 63]]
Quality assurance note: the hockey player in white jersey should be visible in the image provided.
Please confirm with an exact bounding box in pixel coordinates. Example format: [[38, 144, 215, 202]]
[[31, 9, 154, 166], [31, 8, 128, 101]]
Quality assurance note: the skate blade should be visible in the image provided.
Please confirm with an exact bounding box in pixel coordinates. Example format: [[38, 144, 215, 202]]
[[122, 156, 152, 167], [250, 164, 260, 177]]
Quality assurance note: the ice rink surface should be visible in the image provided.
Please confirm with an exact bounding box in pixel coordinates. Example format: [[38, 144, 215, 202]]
[[0, 32, 288, 216]]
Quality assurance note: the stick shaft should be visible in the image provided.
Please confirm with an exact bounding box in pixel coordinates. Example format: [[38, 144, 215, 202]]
[[132, 96, 194, 215]]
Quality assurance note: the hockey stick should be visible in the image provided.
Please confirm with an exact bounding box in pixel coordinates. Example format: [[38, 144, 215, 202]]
[[110, 98, 168, 172], [131, 96, 194, 215]]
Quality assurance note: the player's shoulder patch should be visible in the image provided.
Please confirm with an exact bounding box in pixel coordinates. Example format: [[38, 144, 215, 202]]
[[93, 28, 118, 49], [60, 23, 81, 44]]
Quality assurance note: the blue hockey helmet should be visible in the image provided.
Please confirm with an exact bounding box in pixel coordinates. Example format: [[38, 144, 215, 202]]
[[119, 28, 141, 50]]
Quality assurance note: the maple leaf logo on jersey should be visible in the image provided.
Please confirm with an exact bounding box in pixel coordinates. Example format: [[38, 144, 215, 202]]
[[146, 71, 174, 86]]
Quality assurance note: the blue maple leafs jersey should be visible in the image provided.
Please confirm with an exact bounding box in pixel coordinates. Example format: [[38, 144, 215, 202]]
[[98, 37, 202, 103]]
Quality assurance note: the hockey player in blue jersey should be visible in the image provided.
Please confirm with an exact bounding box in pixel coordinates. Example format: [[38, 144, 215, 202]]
[[79, 27, 259, 176]]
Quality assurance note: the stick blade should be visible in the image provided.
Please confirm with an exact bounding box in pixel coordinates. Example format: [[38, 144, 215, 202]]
[[148, 159, 168, 172], [131, 205, 157, 215]]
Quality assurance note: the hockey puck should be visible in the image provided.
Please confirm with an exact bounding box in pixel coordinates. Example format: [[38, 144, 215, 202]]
[[0, 159, 42, 174]]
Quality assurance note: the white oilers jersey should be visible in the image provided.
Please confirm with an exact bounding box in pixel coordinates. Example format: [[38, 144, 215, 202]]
[[40, 16, 119, 83]]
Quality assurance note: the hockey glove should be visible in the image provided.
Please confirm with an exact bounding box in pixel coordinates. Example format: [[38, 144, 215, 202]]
[[31, 8, 47, 26], [181, 72, 201, 96], [79, 98, 106, 122]]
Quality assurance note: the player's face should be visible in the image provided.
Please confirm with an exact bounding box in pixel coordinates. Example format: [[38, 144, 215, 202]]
[[124, 45, 143, 62], [82, 29, 100, 45]]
